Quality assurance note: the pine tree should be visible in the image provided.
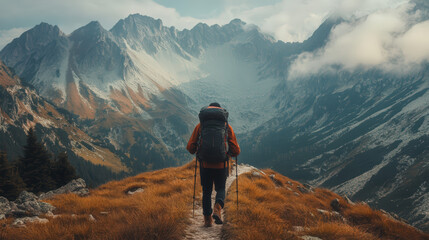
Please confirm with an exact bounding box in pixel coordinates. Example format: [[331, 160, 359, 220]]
[[54, 151, 77, 187], [0, 151, 25, 200], [18, 128, 56, 193]]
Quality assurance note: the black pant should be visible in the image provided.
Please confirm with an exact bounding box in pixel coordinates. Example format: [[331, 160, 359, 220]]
[[200, 167, 228, 216]]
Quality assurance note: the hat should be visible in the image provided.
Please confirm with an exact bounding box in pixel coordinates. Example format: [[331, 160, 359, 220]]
[[209, 102, 221, 107]]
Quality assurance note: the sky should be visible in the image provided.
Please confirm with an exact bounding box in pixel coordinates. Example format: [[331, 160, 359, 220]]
[[0, 0, 407, 50], [1, 0, 428, 78]]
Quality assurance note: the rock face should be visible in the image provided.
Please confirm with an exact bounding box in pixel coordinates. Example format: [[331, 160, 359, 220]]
[[15, 191, 56, 215], [1, 191, 56, 217], [39, 178, 89, 200], [0, 196, 12, 214], [0, 178, 88, 226]]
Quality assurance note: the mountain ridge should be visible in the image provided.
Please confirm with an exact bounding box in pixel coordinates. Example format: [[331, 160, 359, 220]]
[[1, 161, 427, 239]]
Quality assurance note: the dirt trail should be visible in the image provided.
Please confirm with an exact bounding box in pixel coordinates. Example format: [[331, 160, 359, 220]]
[[184, 163, 256, 240]]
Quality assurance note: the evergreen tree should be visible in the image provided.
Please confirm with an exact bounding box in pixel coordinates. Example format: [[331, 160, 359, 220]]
[[54, 151, 77, 187], [0, 151, 25, 200], [18, 128, 56, 193]]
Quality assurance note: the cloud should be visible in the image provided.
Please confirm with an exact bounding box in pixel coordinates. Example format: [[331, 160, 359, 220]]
[[398, 20, 429, 63], [0, 0, 406, 40], [288, 2, 429, 78], [216, 0, 407, 42]]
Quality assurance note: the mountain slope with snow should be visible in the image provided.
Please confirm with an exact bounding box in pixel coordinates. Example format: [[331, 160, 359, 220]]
[[0, 60, 127, 185]]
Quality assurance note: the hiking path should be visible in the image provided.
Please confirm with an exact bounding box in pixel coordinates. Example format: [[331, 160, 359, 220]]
[[183, 163, 255, 240]]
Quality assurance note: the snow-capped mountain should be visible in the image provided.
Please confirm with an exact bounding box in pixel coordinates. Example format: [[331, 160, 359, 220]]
[[240, 2, 429, 230], [1, 2, 429, 231], [0, 60, 127, 185], [0, 15, 289, 170]]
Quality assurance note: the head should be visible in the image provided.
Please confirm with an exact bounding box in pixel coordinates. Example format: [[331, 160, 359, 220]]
[[209, 102, 221, 108]]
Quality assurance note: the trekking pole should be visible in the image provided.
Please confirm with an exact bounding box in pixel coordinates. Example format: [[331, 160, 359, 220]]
[[193, 158, 197, 218], [235, 156, 239, 215]]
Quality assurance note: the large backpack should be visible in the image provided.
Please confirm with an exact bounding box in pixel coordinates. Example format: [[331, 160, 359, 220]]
[[197, 106, 229, 162]]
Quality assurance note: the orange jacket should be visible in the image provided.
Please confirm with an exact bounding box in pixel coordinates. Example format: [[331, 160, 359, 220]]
[[187, 123, 240, 169]]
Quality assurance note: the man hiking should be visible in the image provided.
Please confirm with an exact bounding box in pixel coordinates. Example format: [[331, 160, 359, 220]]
[[187, 102, 240, 227]]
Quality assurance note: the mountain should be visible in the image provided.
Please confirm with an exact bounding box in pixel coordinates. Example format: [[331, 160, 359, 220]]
[[0, 60, 126, 185], [1, 5, 429, 231], [240, 10, 429, 233], [0, 15, 293, 170], [0, 14, 308, 174], [1, 162, 427, 239]]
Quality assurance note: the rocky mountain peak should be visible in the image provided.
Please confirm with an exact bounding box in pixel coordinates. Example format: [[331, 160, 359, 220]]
[[32, 22, 62, 34], [0, 22, 64, 58], [191, 22, 210, 31], [20, 22, 63, 44], [229, 18, 246, 26], [110, 14, 164, 37], [70, 21, 111, 42]]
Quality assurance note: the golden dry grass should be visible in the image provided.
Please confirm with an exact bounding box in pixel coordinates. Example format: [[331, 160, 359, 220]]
[[0, 160, 201, 240], [223, 169, 429, 240], [1, 163, 427, 240]]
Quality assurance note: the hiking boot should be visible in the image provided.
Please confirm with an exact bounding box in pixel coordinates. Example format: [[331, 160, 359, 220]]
[[212, 203, 223, 224], [204, 215, 213, 227]]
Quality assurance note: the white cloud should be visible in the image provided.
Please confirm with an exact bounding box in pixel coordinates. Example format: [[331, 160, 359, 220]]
[[398, 20, 429, 63], [288, 2, 429, 78], [215, 0, 407, 42], [0, 0, 407, 42]]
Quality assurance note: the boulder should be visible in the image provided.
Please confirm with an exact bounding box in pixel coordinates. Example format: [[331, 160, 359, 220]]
[[330, 198, 341, 211], [269, 174, 283, 187], [88, 214, 96, 222], [10, 190, 56, 216], [127, 188, 144, 195], [9, 202, 18, 211], [297, 186, 311, 194], [7, 209, 33, 218], [39, 178, 89, 200], [292, 226, 306, 232], [15, 191, 38, 204], [15, 197, 55, 216], [317, 209, 329, 215], [0, 196, 11, 215], [303, 183, 314, 191], [12, 216, 49, 227], [0, 214, 5, 220]]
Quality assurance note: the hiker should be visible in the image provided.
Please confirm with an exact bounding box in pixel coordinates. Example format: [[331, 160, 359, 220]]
[[187, 102, 240, 227]]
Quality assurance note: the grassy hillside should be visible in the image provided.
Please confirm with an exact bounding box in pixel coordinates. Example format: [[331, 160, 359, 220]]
[[1, 161, 427, 240], [222, 169, 429, 240], [0, 161, 199, 240]]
